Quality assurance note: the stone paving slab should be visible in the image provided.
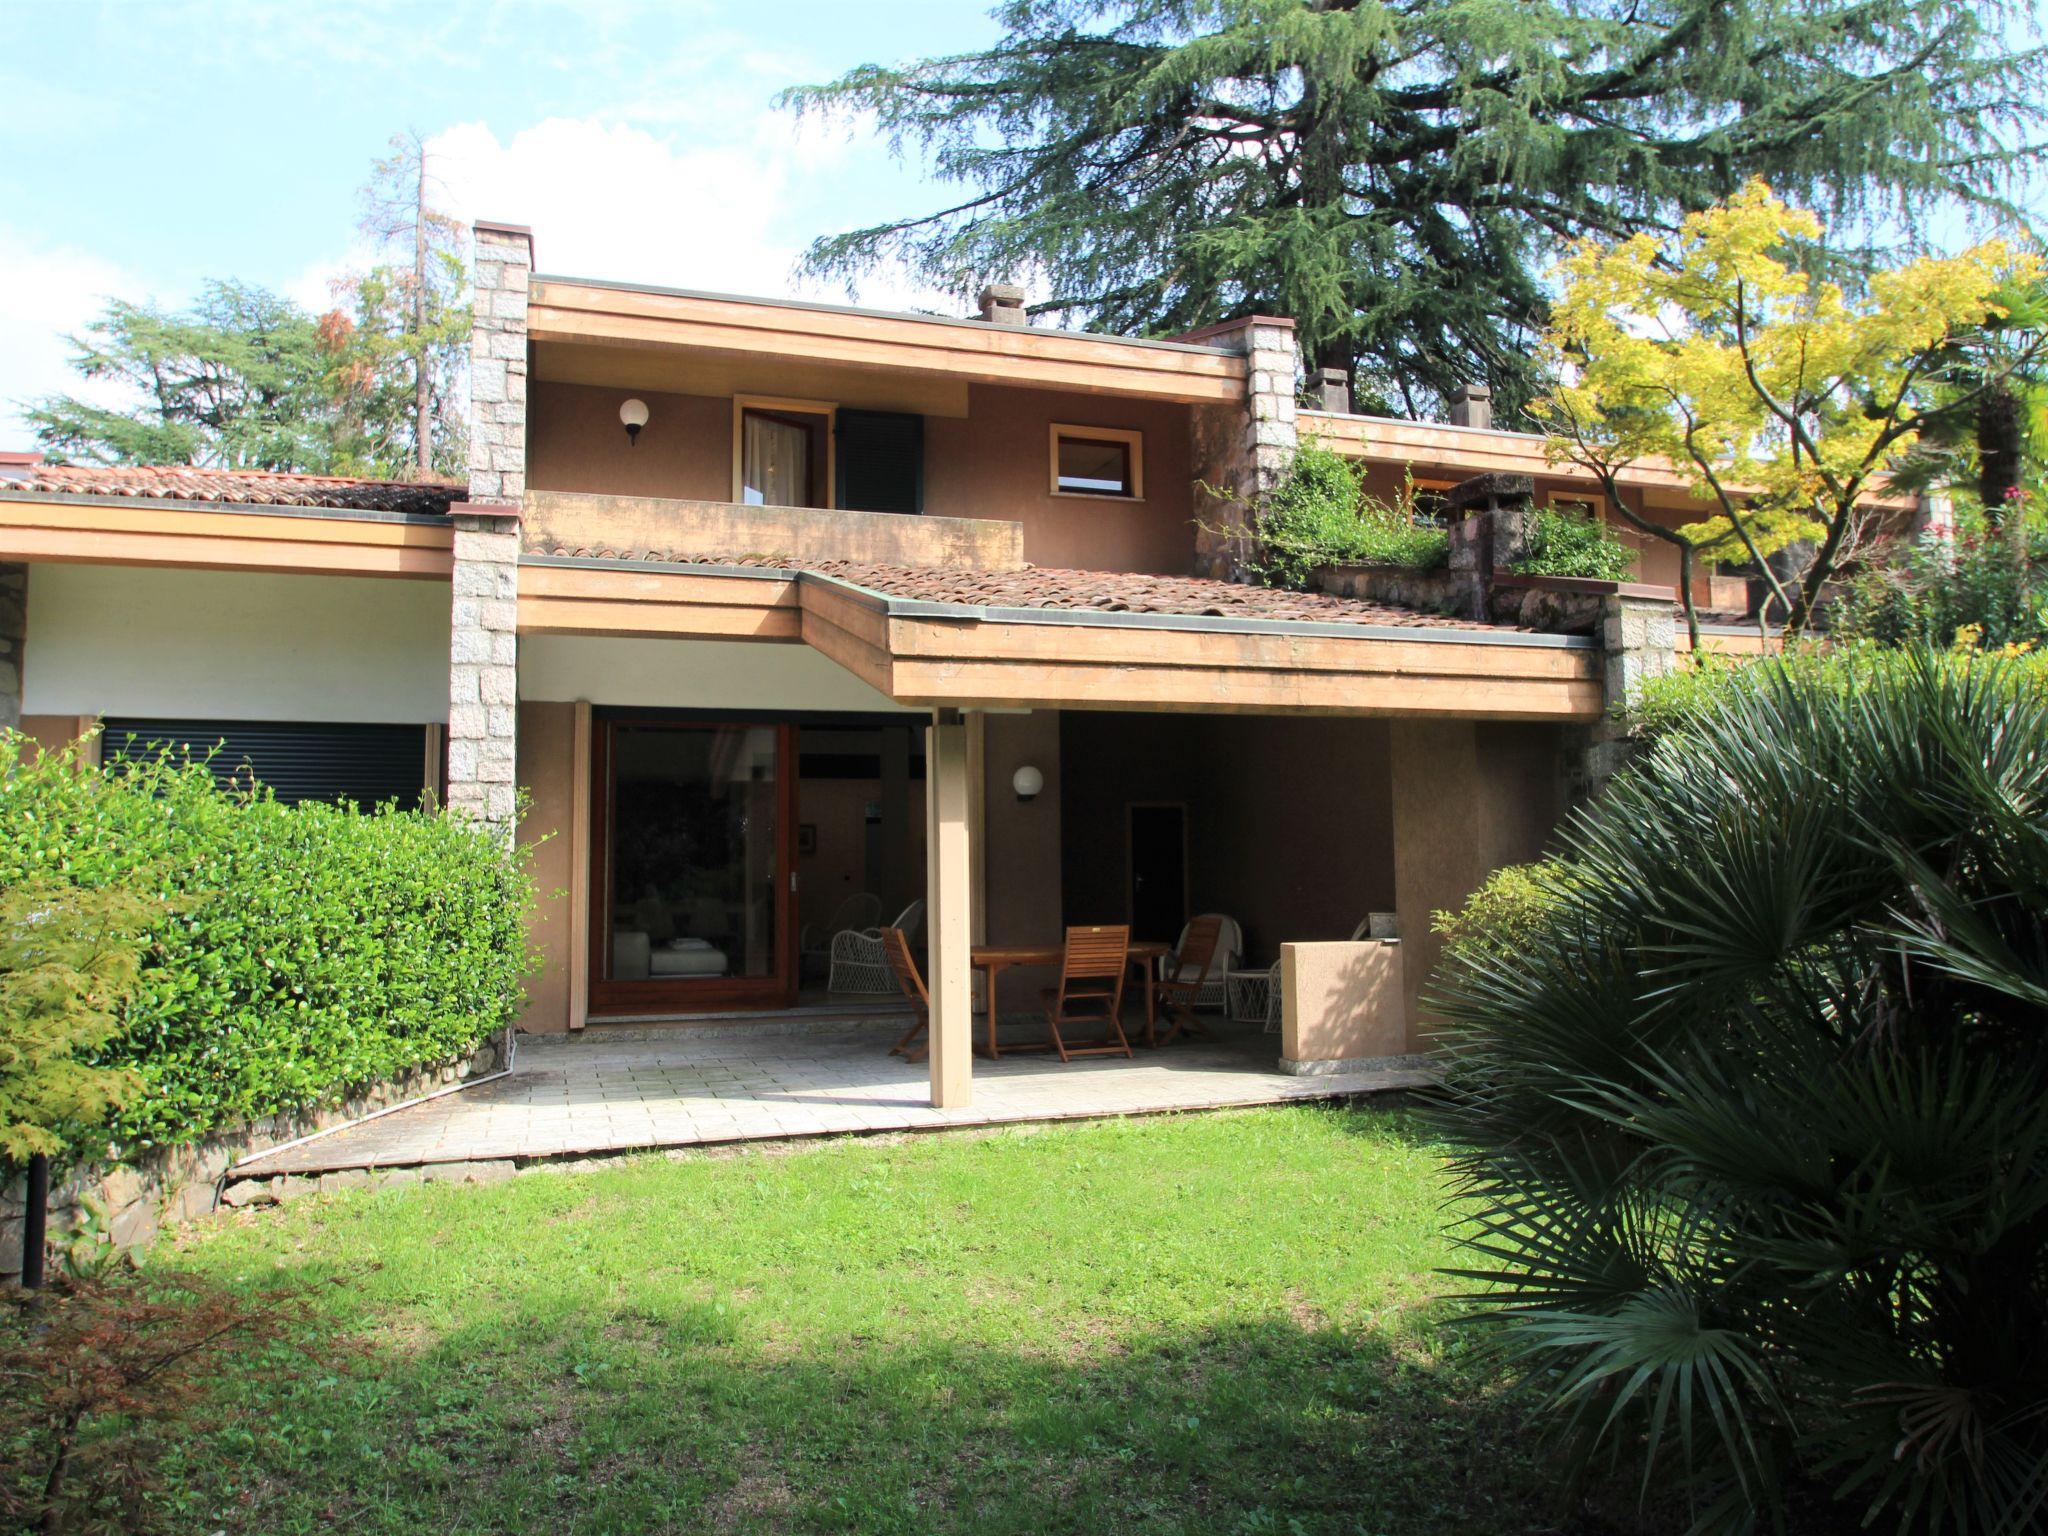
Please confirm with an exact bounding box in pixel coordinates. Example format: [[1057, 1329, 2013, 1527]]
[[234, 1023, 1434, 1176]]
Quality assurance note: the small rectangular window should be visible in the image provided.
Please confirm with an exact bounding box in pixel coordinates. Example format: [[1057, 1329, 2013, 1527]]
[[1050, 425, 1143, 499]]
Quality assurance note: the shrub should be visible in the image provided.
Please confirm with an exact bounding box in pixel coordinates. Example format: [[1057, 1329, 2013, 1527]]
[[1427, 651, 2048, 1533], [1832, 520, 2047, 652], [0, 735, 532, 1165], [1508, 505, 1638, 581], [1251, 442, 1449, 588]]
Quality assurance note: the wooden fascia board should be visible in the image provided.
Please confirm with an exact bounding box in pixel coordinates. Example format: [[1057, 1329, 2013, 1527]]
[[516, 558, 800, 640], [1302, 411, 1918, 511], [528, 283, 1247, 404], [0, 493, 454, 577]]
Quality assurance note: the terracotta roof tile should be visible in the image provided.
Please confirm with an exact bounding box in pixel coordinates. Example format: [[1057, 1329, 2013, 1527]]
[[16, 464, 460, 516], [542, 544, 1510, 632]]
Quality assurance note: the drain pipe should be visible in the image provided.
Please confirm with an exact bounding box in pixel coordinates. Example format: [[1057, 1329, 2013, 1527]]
[[222, 1025, 519, 1181]]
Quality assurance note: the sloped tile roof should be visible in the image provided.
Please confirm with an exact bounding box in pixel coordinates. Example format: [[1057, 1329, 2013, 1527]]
[[14, 464, 461, 516], [541, 544, 1501, 631]]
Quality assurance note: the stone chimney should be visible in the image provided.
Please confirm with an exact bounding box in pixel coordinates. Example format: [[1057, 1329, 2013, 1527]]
[[1447, 383, 1492, 431], [976, 284, 1028, 326], [1309, 366, 1351, 415]]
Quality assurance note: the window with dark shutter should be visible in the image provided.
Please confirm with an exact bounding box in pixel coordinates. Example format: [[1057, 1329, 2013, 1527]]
[[834, 409, 924, 514], [100, 720, 430, 810]]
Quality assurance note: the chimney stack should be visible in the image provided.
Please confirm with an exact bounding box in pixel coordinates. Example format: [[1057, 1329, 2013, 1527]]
[[1447, 383, 1492, 431], [976, 283, 1028, 327], [1310, 366, 1351, 415]]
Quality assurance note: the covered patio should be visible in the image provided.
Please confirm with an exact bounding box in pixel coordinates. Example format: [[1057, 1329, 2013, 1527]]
[[229, 1022, 1433, 1180]]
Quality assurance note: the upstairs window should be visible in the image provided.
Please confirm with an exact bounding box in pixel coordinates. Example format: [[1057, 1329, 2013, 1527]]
[[1051, 425, 1143, 499], [735, 398, 833, 508]]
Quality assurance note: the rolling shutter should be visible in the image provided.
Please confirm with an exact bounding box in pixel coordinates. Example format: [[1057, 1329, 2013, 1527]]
[[834, 409, 924, 514], [100, 719, 430, 810]]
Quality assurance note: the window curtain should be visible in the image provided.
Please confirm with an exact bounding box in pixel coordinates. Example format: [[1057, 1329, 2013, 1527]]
[[742, 413, 810, 506]]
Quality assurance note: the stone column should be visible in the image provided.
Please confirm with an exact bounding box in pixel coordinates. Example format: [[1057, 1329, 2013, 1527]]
[[1570, 589, 1678, 807], [1444, 472, 1536, 622], [468, 221, 532, 505], [1191, 317, 1299, 582], [0, 564, 23, 733], [447, 504, 521, 833], [925, 713, 973, 1109]]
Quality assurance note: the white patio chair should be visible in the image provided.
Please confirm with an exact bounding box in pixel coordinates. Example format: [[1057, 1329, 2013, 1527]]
[[802, 892, 882, 972], [1161, 913, 1241, 1011], [829, 898, 927, 995]]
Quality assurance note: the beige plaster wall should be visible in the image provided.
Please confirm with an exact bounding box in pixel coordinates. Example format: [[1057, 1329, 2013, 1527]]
[[1389, 719, 1568, 1049], [526, 379, 1199, 576], [1281, 940, 1407, 1064], [517, 701, 578, 1034]]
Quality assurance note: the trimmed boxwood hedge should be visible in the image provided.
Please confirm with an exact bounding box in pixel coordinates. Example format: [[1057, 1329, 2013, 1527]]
[[0, 732, 533, 1163]]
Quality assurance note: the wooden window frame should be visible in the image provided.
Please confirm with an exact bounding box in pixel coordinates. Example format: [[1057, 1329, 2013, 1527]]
[[587, 717, 800, 1016], [732, 395, 838, 509], [1049, 423, 1145, 501]]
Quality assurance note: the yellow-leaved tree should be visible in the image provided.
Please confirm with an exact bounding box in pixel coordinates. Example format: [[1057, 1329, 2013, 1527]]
[[1537, 181, 2044, 641]]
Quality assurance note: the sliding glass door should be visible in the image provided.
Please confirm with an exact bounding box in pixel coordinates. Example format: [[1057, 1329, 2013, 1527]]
[[590, 719, 797, 1013]]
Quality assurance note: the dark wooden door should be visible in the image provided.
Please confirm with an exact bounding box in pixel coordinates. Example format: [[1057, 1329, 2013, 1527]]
[[1127, 803, 1188, 945]]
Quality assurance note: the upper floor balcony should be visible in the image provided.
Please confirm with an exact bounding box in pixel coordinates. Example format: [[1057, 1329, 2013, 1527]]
[[519, 276, 1253, 578]]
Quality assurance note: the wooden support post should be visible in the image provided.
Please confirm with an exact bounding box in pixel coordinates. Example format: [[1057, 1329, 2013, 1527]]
[[925, 712, 973, 1109], [568, 700, 593, 1031]]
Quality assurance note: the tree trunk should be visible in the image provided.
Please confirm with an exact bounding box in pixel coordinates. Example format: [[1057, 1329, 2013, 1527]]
[[413, 154, 432, 480], [1978, 380, 2024, 524]]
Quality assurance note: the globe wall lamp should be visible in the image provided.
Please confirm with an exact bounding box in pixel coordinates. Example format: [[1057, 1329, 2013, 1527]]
[[619, 397, 650, 446], [1012, 765, 1044, 802]]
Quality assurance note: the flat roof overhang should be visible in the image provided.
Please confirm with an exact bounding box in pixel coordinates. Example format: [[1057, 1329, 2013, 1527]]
[[519, 555, 1605, 722], [0, 491, 455, 578], [1303, 409, 1918, 514], [527, 277, 1251, 406]]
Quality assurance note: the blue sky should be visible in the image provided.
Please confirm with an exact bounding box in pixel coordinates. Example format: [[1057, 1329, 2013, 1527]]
[[0, 0, 1004, 442]]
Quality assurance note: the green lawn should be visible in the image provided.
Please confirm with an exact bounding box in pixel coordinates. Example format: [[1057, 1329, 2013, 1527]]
[[146, 1104, 1560, 1535]]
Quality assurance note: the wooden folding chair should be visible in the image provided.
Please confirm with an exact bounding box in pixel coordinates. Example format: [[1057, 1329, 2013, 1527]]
[[880, 926, 931, 1063], [1039, 924, 1134, 1061], [1150, 913, 1223, 1046]]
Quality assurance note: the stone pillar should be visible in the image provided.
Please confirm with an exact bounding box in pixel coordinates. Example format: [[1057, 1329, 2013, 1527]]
[[1569, 589, 1678, 807], [447, 504, 521, 834], [1191, 317, 1299, 582], [468, 221, 532, 505], [925, 714, 973, 1109], [0, 564, 23, 733]]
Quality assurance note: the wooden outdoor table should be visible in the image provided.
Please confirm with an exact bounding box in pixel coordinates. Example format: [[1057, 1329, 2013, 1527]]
[[970, 940, 1174, 1057]]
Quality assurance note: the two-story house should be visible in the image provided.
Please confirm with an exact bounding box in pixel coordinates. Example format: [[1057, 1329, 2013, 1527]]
[[0, 220, 1855, 1109]]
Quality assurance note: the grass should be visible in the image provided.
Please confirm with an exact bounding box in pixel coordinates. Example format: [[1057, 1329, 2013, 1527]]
[[132, 1104, 1562, 1535]]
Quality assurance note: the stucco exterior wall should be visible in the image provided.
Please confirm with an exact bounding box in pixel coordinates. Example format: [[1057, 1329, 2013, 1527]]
[[1058, 713, 1397, 959], [1389, 718, 1569, 1049], [518, 635, 915, 713], [22, 565, 450, 722], [525, 379, 1198, 576], [1281, 940, 1407, 1068]]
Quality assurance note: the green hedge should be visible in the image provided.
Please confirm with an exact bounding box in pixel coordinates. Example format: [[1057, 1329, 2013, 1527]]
[[0, 733, 533, 1163]]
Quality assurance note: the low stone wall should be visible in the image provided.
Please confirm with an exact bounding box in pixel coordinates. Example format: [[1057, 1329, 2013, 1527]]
[[0, 1030, 509, 1282], [1311, 564, 1656, 637]]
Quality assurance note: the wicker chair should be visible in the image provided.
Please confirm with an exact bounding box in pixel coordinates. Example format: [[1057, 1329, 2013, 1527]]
[[1161, 913, 1242, 1011], [1039, 924, 1134, 1061], [828, 898, 927, 995], [802, 892, 882, 975]]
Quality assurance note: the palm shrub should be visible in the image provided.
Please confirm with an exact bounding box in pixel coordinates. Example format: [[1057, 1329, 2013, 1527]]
[[1429, 652, 2048, 1534]]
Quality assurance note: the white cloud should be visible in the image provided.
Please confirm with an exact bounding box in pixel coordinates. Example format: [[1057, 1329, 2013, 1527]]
[[0, 231, 146, 450], [422, 114, 953, 312]]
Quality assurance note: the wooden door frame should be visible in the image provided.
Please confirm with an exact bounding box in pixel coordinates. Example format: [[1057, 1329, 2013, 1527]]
[[1124, 800, 1190, 940], [587, 716, 800, 1016]]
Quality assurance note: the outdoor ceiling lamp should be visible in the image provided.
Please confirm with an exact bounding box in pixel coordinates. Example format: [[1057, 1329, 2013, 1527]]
[[1012, 765, 1044, 802], [619, 397, 650, 446]]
